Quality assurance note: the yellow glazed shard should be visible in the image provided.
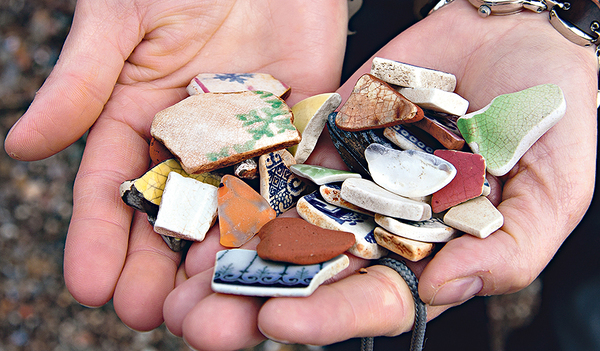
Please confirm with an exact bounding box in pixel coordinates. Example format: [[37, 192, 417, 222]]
[[134, 159, 221, 205]]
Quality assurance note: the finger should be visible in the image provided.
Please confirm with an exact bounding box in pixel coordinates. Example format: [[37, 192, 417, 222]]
[[182, 293, 266, 351], [63, 116, 148, 307], [258, 264, 433, 345], [4, 0, 142, 161], [112, 211, 181, 331]]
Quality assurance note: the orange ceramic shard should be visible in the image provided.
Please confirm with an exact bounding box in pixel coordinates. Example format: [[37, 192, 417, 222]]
[[218, 174, 276, 247], [336, 74, 421, 131], [149, 137, 174, 164]]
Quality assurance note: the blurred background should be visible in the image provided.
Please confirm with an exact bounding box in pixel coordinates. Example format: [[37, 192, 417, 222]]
[[1, 0, 598, 350]]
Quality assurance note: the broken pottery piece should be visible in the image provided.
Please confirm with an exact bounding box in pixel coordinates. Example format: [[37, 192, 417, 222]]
[[457, 84, 566, 177], [365, 143, 456, 197], [256, 217, 356, 265], [431, 150, 486, 213], [149, 137, 174, 165], [327, 112, 371, 178], [412, 115, 465, 150], [397, 87, 469, 116], [119, 158, 221, 221], [443, 196, 504, 239], [374, 214, 459, 243], [289, 164, 362, 185], [154, 172, 218, 241], [319, 183, 374, 216], [296, 191, 388, 260], [383, 124, 435, 154], [289, 93, 342, 163], [374, 227, 435, 262], [211, 249, 349, 297], [370, 57, 457, 91], [340, 178, 432, 222], [186, 73, 290, 99], [233, 158, 259, 179], [160, 235, 191, 252], [259, 149, 306, 215], [151, 91, 301, 174], [335, 74, 421, 131], [218, 175, 276, 248]]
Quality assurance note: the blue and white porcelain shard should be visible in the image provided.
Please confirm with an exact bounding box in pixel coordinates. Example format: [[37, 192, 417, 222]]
[[341, 178, 432, 222], [211, 249, 349, 297], [365, 143, 456, 197], [374, 214, 459, 243], [383, 124, 435, 154], [296, 191, 388, 260], [326, 112, 370, 178]]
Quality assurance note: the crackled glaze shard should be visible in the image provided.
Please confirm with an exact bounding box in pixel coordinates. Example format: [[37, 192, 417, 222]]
[[335, 74, 421, 131], [412, 115, 465, 150], [186, 73, 290, 99], [218, 175, 276, 248], [365, 143, 456, 197], [120, 158, 221, 221], [431, 150, 486, 213], [289, 164, 362, 185], [319, 183, 374, 216], [211, 249, 349, 297], [151, 91, 301, 174], [383, 125, 435, 154], [154, 172, 218, 241], [256, 218, 356, 265], [397, 87, 469, 116], [374, 214, 459, 243], [340, 178, 432, 221], [296, 191, 388, 260], [259, 150, 306, 215], [289, 93, 342, 163], [457, 84, 566, 177], [374, 227, 435, 262], [371, 57, 457, 91], [443, 196, 504, 238]]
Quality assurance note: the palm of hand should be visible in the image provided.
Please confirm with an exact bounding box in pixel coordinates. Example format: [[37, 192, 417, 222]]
[[4, 0, 348, 334]]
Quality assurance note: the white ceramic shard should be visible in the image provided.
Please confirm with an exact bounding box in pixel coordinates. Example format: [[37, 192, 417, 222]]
[[186, 73, 290, 98], [443, 196, 504, 239], [340, 178, 432, 221], [154, 172, 218, 241], [374, 227, 435, 262], [365, 143, 456, 197], [296, 192, 388, 260], [374, 214, 459, 243], [319, 183, 374, 216], [370, 57, 457, 92], [211, 249, 349, 297], [290, 93, 342, 163], [289, 164, 362, 185], [397, 87, 469, 116]]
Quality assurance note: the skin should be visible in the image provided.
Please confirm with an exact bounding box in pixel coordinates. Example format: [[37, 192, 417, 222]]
[[4, 0, 598, 350]]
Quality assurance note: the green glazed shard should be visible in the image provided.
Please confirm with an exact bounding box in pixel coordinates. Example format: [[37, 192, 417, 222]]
[[457, 84, 566, 176], [289, 164, 362, 185]]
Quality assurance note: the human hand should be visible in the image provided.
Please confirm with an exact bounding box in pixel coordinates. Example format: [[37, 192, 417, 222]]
[[164, 0, 598, 348], [3, 0, 348, 332]]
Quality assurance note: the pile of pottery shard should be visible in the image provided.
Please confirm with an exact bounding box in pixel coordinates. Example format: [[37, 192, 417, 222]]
[[120, 59, 566, 297]]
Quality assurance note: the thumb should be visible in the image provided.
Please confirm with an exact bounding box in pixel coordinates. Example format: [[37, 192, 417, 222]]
[[4, 0, 142, 161]]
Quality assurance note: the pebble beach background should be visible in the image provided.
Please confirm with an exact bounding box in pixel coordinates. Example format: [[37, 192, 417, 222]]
[[2, 1, 597, 351]]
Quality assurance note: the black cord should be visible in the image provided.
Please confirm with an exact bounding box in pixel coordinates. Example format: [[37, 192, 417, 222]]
[[360, 258, 427, 351]]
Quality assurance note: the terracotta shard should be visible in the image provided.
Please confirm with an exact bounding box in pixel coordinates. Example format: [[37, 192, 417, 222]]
[[431, 150, 487, 213], [335, 74, 421, 131], [218, 175, 276, 248], [256, 217, 356, 265], [412, 115, 465, 150], [149, 137, 174, 165], [151, 91, 301, 174]]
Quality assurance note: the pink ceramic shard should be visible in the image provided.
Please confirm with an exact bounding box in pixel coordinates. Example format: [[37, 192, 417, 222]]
[[431, 150, 486, 213]]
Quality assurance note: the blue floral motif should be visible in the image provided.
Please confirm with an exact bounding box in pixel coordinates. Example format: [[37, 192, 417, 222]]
[[213, 73, 253, 83]]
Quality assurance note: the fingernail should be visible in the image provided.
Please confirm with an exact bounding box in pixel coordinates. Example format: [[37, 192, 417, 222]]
[[430, 276, 483, 306]]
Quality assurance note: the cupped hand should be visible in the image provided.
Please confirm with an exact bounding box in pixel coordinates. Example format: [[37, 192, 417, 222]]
[[165, 0, 598, 348], [4, 0, 348, 332]]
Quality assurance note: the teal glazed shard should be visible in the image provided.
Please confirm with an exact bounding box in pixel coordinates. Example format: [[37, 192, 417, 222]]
[[457, 84, 566, 177]]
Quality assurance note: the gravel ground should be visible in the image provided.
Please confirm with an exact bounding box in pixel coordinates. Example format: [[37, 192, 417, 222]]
[[0, 1, 546, 351]]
